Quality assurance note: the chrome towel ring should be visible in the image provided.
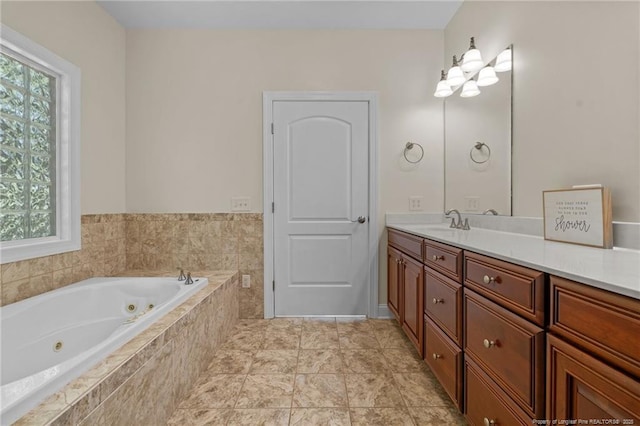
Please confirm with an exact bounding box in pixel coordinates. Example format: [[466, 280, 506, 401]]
[[470, 142, 491, 164], [404, 142, 424, 164]]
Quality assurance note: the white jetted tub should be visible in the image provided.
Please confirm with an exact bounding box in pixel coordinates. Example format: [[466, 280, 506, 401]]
[[0, 276, 208, 424]]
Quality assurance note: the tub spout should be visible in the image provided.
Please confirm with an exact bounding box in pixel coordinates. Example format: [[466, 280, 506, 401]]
[[177, 267, 186, 281], [185, 272, 194, 285]]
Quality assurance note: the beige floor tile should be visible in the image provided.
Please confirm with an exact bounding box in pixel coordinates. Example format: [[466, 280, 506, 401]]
[[293, 374, 348, 408], [338, 332, 381, 349], [349, 407, 416, 426], [167, 408, 233, 425], [382, 348, 425, 372], [207, 350, 254, 374], [235, 374, 294, 408], [249, 350, 299, 374], [300, 330, 340, 349], [336, 318, 372, 331], [266, 318, 303, 330], [408, 406, 467, 426], [341, 350, 390, 373], [235, 319, 270, 331], [393, 373, 450, 407], [373, 328, 415, 350], [290, 408, 351, 425], [226, 408, 290, 426], [345, 374, 405, 408], [178, 374, 246, 409], [263, 329, 301, 349], [302, 317, 338, 332], [368, 319, 401, 331], [221, 330, 264, 351], [297, 349, 344, 373]]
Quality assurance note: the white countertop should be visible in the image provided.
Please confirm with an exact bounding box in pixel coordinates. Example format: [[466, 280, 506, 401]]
[[387, 223, 640, 300]]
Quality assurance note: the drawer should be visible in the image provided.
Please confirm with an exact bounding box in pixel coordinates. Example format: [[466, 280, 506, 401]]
[[425, 268, 463, 346], [550, 275, 640, 378], [388, 229, 423, 262], [464, 356, 531, 426], [424, 240, 462, 282], [464, 289, 545, 418], [424, 316, 463, 409], [465, 252, 545, 326]]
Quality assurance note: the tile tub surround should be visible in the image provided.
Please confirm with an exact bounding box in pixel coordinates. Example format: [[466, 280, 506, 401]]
[[14, 270, 239, 426], [1, 213, 264, 318], [0, 214, 127, 307], [167, 317, 467, 426], [125, 213, 264, 319]]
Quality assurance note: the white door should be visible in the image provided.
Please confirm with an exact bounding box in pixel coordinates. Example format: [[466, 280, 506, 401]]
[[273, 100, 369, 316]]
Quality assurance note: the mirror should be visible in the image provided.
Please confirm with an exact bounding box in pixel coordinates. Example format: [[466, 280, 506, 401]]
[[444, 46, 512, 215]]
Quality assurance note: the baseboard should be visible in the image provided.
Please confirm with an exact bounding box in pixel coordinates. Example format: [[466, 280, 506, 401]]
[[377, 304, 394, 319]]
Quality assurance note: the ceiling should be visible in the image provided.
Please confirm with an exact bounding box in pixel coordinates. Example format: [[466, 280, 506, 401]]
[[97, 0, 463, 29]]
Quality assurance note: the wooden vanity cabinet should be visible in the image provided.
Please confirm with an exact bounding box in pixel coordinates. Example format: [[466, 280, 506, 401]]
[[547, 276, 640, 423], [387, 229, 424, 356]]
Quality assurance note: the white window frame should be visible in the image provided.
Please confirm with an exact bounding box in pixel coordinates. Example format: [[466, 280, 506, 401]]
[[1, 25, 80, 264]]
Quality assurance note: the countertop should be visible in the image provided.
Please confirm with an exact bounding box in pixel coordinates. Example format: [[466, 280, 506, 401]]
[[387, 223, 640, 300]]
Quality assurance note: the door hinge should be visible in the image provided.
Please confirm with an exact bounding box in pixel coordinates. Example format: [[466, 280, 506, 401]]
[[272, 280, 275, 292], [272, 202, 275, 213], [271, 123, 274, 134]]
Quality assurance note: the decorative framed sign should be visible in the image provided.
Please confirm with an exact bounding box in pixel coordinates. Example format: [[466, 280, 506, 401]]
[[543, 187, 613, 249]]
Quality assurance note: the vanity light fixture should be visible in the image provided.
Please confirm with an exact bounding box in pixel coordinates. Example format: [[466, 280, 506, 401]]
[[494, 47, 512, 72], [434, 70, 453, 98], [476, 66, 499, 87], [446, 55, 466, 87], [460, 79, 481, 98], [461, 37, 484, 73]]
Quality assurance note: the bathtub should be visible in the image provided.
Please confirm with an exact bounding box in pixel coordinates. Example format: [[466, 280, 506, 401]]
[[0, 276, 208, 425]]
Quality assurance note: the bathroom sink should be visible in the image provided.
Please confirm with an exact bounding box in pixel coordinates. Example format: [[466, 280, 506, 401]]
[[409, 225, 458, 236]]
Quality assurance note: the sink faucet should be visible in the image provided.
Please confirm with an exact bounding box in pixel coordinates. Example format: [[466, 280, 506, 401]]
[[445, 209, 471, 230]]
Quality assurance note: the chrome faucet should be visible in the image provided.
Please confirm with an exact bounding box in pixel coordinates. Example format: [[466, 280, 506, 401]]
[[185, 272, 194, 285], [177, 267, 186, 281], [482, 209, 499, 215], [445, 209, 471, 230]]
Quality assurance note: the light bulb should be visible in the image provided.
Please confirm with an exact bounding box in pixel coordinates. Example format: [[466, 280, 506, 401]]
[[434, 80, 453, 98], [460, 80, 481, 98], [461, 37, 484, 73], [494, 48, 512, 72], [476, 66, 499, 87]]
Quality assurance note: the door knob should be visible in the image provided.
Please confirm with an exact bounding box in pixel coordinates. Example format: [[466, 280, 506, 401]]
[[355, 216, 366, 223]]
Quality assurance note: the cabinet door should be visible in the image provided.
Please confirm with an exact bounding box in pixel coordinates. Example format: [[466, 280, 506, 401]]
[[402, 255, 424, 356], [547, 334, 640, 422], [387, 246, 403, 323]]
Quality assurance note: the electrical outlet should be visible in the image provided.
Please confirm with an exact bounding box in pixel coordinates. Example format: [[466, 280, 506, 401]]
[[231, 197, 251, 211], [409, 196, 424, 211], [465, 196, 480, 212], [242, 274, 251, 288]]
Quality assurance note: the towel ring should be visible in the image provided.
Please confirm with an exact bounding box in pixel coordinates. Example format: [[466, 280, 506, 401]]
[[470, 142, 491, 164], [403, 142, 424, 164]]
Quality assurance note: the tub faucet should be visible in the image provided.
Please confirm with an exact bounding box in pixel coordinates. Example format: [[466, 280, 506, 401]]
[[185, 272, 194, 285], [483, 209, 499, 215], [177, 267, 186, 281], [445, 209, 470, 230]]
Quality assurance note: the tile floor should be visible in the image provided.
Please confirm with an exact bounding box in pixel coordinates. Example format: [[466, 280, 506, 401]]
[[167, 318, 467, 425]]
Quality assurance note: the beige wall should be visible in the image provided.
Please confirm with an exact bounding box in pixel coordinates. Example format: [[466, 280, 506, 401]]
[[125, 29, 445, 305], [1, 1, 127, 214], [445, 1, 640, 222]]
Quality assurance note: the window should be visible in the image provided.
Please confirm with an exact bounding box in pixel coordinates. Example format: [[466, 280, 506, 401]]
[[0, 25, 80, 263]]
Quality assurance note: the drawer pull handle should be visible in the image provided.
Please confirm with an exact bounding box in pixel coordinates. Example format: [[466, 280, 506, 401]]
[[432, 255, 444, 261], [432, 298, 444, 304], [483, 339, 497, 348], [432, 353, 442, 360], [483, 418, 497, 426], [483, 275, 497, 284]]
